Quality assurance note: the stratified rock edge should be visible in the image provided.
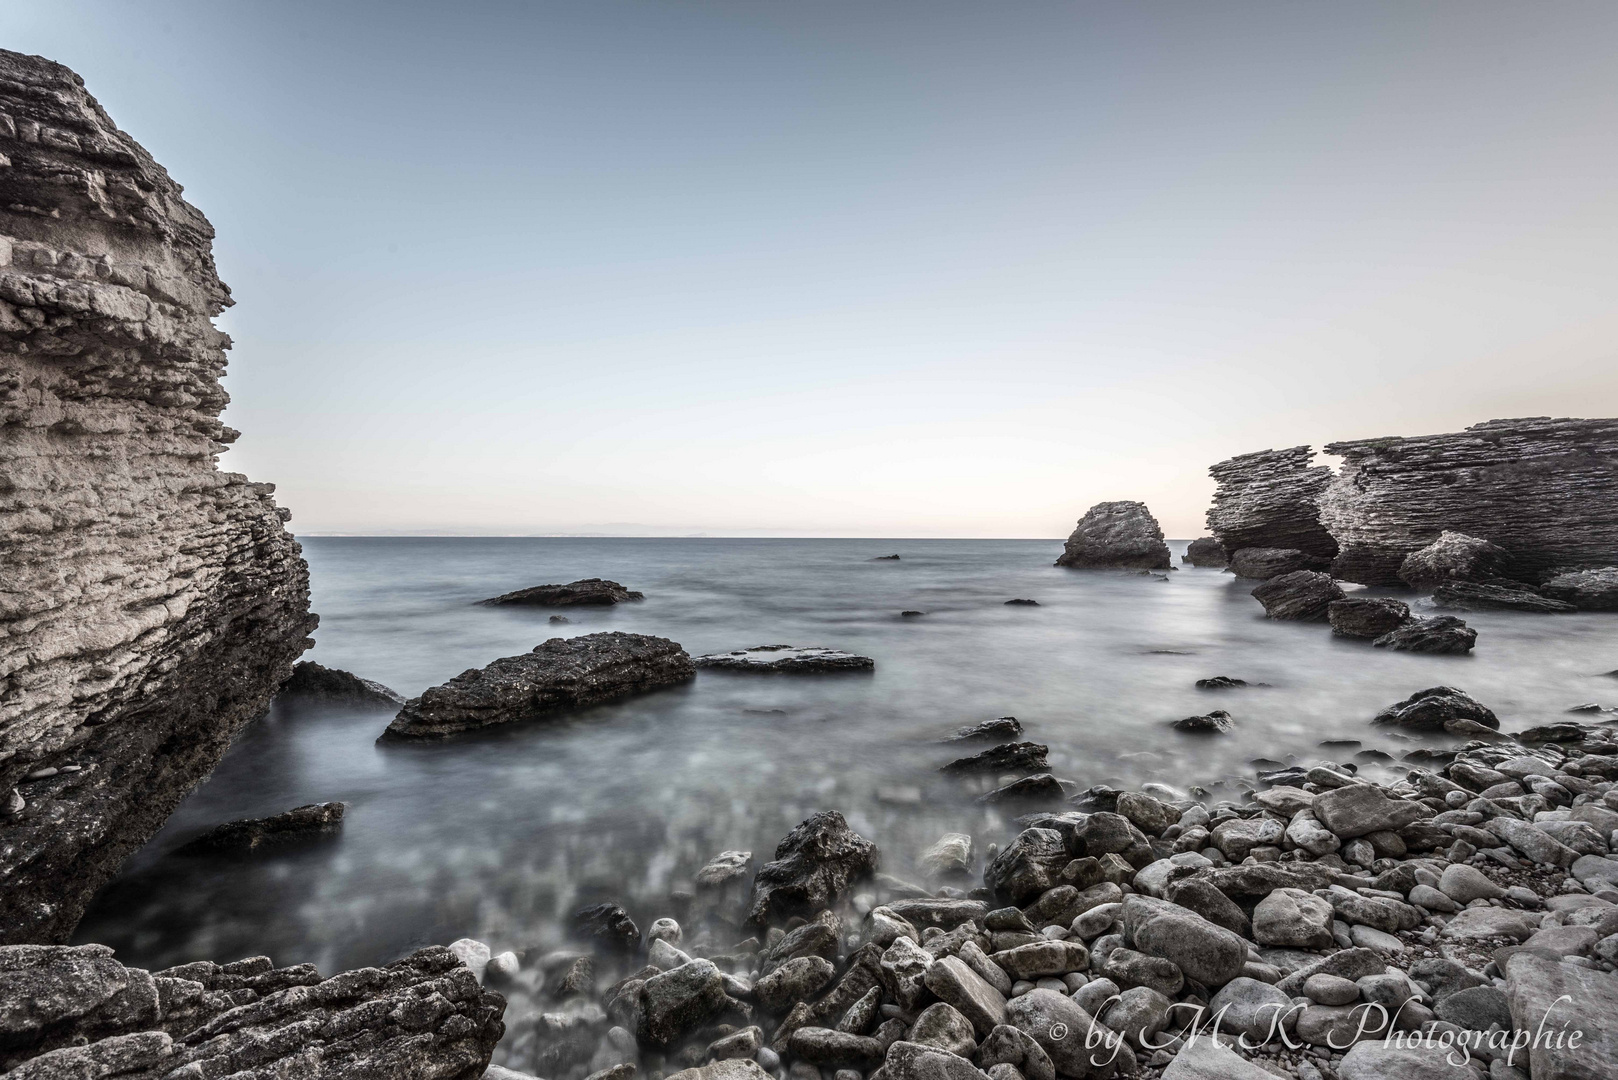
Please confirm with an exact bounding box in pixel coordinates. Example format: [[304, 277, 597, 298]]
[[0, 49, 315, 944]]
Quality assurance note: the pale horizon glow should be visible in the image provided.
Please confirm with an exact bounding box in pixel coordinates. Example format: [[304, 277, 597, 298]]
[[6, 2, 1617, 538]]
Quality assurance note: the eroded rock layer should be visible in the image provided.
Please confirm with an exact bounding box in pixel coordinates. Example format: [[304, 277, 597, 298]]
[[1322, 417, 1618, 585], [0, 49, 314, 944], [1206, 446, 1338, 559]]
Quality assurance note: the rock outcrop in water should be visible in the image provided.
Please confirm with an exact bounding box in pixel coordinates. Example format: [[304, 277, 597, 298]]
[[1227, 546, 1330, 580], [1322, 417, 1618, 585], [695, 646, 875, 673], [1396, 531, 1511, 590], [0, 49, 314, 945], [1181, 536, 1227, 567], [1250, 571, 1343, 621], [383, 632, 694, 739], [0, 943, 505, 1078], [1054, 500, 1171, 569], [1206, 446, 1338, 561], [480, 578, 644, 606], [176, 801, 346, 854], [279, 660, 403, 708], [1543, 567, 1618, 611]]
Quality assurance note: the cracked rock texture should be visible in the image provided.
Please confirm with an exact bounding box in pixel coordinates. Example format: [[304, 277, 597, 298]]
[[1322, 417, 1618, 585], [0, 943, 504, 1079], [0, 49, 314, 944], [1206, 446, 1338, 560]]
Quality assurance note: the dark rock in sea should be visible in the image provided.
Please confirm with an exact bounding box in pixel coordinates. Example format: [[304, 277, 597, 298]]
[[695, 645, 876, 673], [383, 632, 695, 739], [550, 615, 571, 624], [1372, 686, 1499, 731], [1206, 446, 1339, 559], [573, 902, 642, 949], [1321, 417, 1618, 585], [480, 577, 644, 606], [177, 802, 345, 854], [1328, 597, 1411, 638], [978, 773, 1065, 805], [1195, 676, 1247, 689], [0, 943, 504, 1077], [0, 51, 315, 946], [941, 742, 1050, 775], [1250, 571, 1345, 621], [1182, 537, 1229, 567], [1173, 710, 1235, 734], [901, 610, 927, 617], [945, 717, 1024, 743], [748, 811, 878, 926], [873, 554, 902, 560], [1054, 501, 1171, 570], [1004, 598, 1040, 606], [1432, 580, 1576, 613], [280, 660, 404, 708], [1372, 615, 1477, 654], [1542, 567, 1618, 610], [1227, 547, 1331, 580], [1397, 531, 1512, 590]]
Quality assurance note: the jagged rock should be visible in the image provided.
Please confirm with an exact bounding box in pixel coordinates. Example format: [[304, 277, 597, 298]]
[[1228, 547, 1330, 580], [479, 578, 644, 606], [748, 811, 878, 926], [176, 801, 344, 854], [944, 717, 1023, 743], [0, 943, 504, 1077], [637, 960, 729, 1048], [1206, 446, 1338, 559], [0, 50, 316, 946], [920, 834, 974, 876], [694, 646, 875, 673], [1194, 676, 1246, 689], [1172, 710, 1234, 734], [1250, 571, 1344, 621], [574, 903, 642, 949], [1322, 417, 1618, 585], [383, 632, 694, 738], [279, 661, 403, 708], [940, 742, 1049, 775], [983, 829, 1068, 904], [1372, 686, 1498, 731], [1054, 501, 1171, 570], [1397, 531, 1512, 590], [978, 774, 1064, 806], [1432, 579, 1576, 613], [1328, 597, 1411, 638], [1371, 615, 1477, 654], [1182, 537, 1228, 567], [1543, 566, 1618, 610]]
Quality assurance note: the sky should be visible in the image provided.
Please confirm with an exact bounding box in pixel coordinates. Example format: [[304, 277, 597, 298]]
[[5, 2, 1617, 537]]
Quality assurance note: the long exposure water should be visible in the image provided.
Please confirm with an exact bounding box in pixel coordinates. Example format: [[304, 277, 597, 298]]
[[76, 537, 1617, 1034]]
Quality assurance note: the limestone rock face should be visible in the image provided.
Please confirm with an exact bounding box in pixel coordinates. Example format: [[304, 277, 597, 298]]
[[0, 49, 314, 945], [1321, 417, 1618, 585], [1206, 447, 1338, 559], [1055, 501, 1171, 569], [1396, 531, 1510, 590], [1250, 571, 1344, 621], [1227, 547, 1329, 580], [0, 943, 505, 1078], [1542, 566, 1618, 611]]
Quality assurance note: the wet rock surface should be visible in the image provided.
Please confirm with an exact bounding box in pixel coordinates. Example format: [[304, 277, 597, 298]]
[[1328, 598, 1411, 639], [1181, 537, 1228, 568], [1542, 566, 1618, 611], [1372, 686, 1499, 731], [1371, 615, 1477, 655], [1432, 580, 1576, 613], [384, 632, 695, 738], [280, 660, 404, 708], [1228, 547, 1331, 581], [1396, 531, 1512, 590], [176, 801, 346, 854], [695, 647, 877, 673], [0, 49, 315, 946], [480, 578, 646, 606], [1055, 501, 1171, 570], [1251, 571, 1345, 621], [1206, 446, 1339, 560]]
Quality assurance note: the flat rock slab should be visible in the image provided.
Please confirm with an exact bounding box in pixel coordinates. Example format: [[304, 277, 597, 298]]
[[383, 632, 695, 738], [480, 577, 644, 605], [1506, 953, 1618, 1080], [177, 802, 345, 854], [695, 646, 875, 673]]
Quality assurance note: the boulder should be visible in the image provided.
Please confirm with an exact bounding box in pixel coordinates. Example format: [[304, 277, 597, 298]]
[[1327, 598, 1411, 639], [1172, 711, 1234, 734], [1121, 895, 1248, 987], [1206, 977, 1298, 1043], [941, 743, 1050, 776], [984, 830, 1070, 904], [1251, 888, 1335, 949], [638, 960, 729, 1047], [695, 646, 875, 672], [176, 802, 345, 854], [279, 661, 404, 708], [748, 811, 879, 925], [1055, 501, 1172, 570], [1505, 953, 1618, 1080], [1371, 616, 1476, 655], [384, 632, 695, 738], [921, 834, 975, 877], [1336, 1042, 1472, 1080], [1371, 686, 1498, 731], [1229, 547, 1330, 580], [1250, 571, 1345, 621], [979, 774, 1064, 806], [883, 1041, 994, 1080], [756, 956, 835, 1011], [908, 1002, 978, 1056], [1396, 531, 1511, 590], [922, 956, 1008, 1037], [1542, 566, 1618, 610], [946, 718, 1024, 743], [1159, 1037, 1278, 1079], [1311, 786, 1425, 838], [1433, 580, 1576, 613], [1003, 988, 1130, 1078], [1182, 538, 1229, 568], [479, 578, 644, 606]]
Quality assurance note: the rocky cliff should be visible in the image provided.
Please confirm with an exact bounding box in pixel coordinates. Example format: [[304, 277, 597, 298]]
[[1321, 417, 1618, 585], [1205, 446, 1337, 559], [0, 50, 314, 944]]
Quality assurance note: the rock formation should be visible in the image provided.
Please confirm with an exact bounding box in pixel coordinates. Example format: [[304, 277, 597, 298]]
[[176, 801, 346, 854], [1542, 566, 1618, 611], [1249, 571, 1344, 621], [1322, 417, 1618, 585], [1432, 580, 1575, 614], [1327, 597, 1410, 639], [694, 646, 875, 673], [0, 49, 314, 945], [479, 578, 644, 606], [1181, 537, 1227, 567], [383, 632, 695, 739], [1205, 447, 1338, 560], [1371, 615, 1476, 655], [1396, 531, 1510, 590], [1227, 546, 1330, 580], [279, 660, 403, 708], [1054, 501, 1170, 569]]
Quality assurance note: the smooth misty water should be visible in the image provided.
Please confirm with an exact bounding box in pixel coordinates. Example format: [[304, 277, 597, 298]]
[[78, 537, 1617, 982]]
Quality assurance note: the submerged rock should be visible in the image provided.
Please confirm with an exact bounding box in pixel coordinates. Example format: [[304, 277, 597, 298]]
[[695, 646, 876, 673], [748, 812, 878, 926], [1182, 537, 1229, 567], [1194, 676, 1246, 689], [944, 717, 1023, 743], [1250, 571, 1345, 621], [177, 802, 345, 854], [383, 632, 695, 739], [1328, 597, 1410, 638], [1542, 566, 1618, 610], [1173, 710, 1234, 734], [1054, 501, 1171, 570], [1372, 686, 1499, 731], [940, 742, 1049, 775], [0, 50, 317, 946], [1003, 598, 1040, 606], [1371, 615, 1477, 654], [279, 660, 404, 708], [1228, 547, 1330, 580], [479, 578, 644, 606], [1206, 446, 1338, 560], [1396, 531, 1511, 590], [1432, 579, 1575, 613]]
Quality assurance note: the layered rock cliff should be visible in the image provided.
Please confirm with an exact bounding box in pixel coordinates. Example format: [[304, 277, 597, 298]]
[[1205, 446, 1338, 559], [1322, 417, 1618, 585], [0, 50, 314, 944]]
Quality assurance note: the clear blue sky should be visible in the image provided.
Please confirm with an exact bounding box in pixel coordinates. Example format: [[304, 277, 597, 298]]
[[7, 2, 1617, 536]]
